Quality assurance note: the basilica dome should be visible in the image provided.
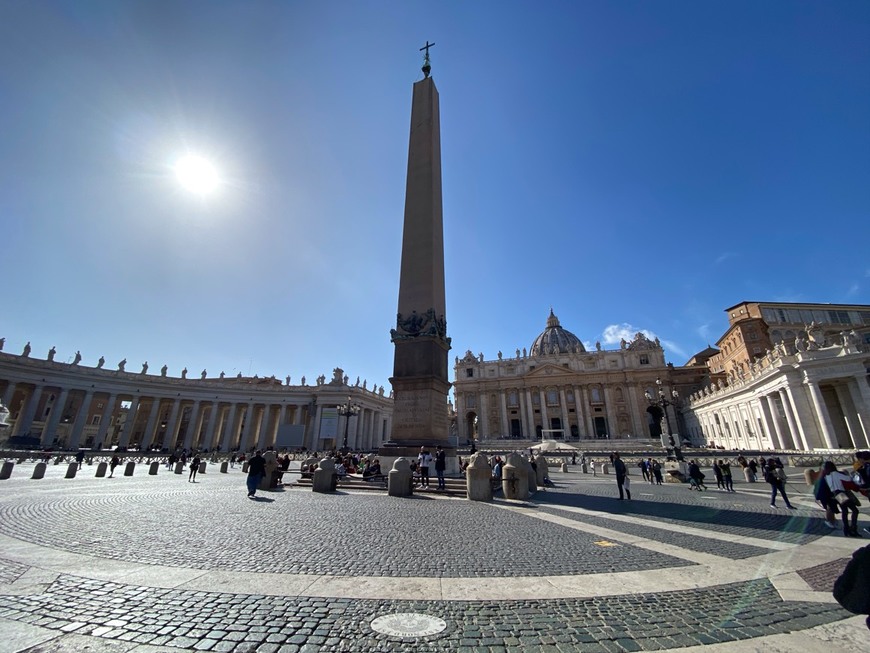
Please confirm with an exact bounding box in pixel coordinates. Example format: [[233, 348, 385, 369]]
[[530, 309, 585, 355]]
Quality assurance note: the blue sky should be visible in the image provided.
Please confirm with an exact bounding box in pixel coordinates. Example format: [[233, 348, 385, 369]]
[[1, 1, 868, 392]]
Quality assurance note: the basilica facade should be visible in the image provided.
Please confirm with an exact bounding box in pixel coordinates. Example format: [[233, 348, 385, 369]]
[[0, 350, 392, 453], [451, 311, 708, 445]]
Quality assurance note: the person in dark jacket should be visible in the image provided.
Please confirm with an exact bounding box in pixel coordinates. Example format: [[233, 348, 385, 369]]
[[434, 445, 447, 490], [246, 450, 266, 497], [833, 543, 870, 631], [613, 453, 630, 500]]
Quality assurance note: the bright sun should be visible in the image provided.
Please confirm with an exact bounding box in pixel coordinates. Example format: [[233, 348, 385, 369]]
[[174, 154, 219, 194]]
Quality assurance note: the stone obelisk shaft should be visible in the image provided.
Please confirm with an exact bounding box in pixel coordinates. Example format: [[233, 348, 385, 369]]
[[387, 76, 451, 447]]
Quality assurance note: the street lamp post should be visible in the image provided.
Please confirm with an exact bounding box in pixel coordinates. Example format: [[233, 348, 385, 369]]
[[336, 396, 360, 454], [645, 378, 683, 461]]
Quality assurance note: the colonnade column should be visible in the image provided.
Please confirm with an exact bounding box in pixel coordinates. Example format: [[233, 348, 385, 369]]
[[581, 387, 595, 437], [805, 381, 837, 449], [95, 394, 118, 449], [478, 392, 489, 440], [202, 402, 221, 451], [846, 377, 870, 448], [118, 397, 141, 448], [238, 402, 256, 451], [760, 395, 783, 450], [180, 401, 201, 451], [603, 385, 618, 438], [625, 385, 643, 438], [139, 398, 163, 451], [220, 403, 239, 451], [41, 387, 70, 446], [538, 390, 548, 436], [69, 390, 95, 450], [779, 389, 808, 451], [1, 382, 16, 410], [499, 392, 509, 437], [256, 405, 273, 450], [15, 383, 44, 436], [832, 385, 862, 449], [161, 399, 183, 450], [310, 403, 323, 450], [558, 388, 570, 438]]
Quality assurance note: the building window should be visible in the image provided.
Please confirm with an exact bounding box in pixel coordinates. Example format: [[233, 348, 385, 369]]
[[508, 392, 518, 407], [639, 355, 649, 365], [532, 394, 540, 405], [466, 368, 474, 378], [546, 390, 558, 406], [466, 395, 476, 409], [590, 388, 601, 402], [91, 415, 101, 425], [567, 391, 575, 403]]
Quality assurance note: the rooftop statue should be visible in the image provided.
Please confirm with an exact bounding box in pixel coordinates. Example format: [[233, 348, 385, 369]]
[[141, 362, 148, 374], [22, 342, 31, 357], [118, 358, 126, 372], [47, 346, 56, 361], [0, 337, 5, 351], [181, 367, 188, 379], [161, 365, 168, 377], [72, 351, 82, 365], [301, 376, 306, 385], [97, 356, 105, 369], [201, 369, 207, 380]]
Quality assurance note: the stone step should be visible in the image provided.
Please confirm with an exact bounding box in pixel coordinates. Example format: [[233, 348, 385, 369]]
[[293, 475, 471, 497]]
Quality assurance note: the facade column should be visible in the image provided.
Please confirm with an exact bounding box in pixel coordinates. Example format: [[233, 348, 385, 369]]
[[806, 381, 837, 448], [499, 391, 509, 437], [140, 398, 163, 451], [558, 388, 570, 438], [69, 390, 95, 450], [478, 392, 489, 440], [524, 388, 535, 439], [95, 393, 118, 449], [625, 385, 643, 438], [293, 404, 303, 424], [15, 384, 44, 436], [770, 394, 795, 449], [256, 405, 273, 449], [833, 385, 862, 449], [572, 386, 585, 437], [202, 402, 220, 451], [117, 397, 141, 448], [181, 400, 202, 451], [779, 388, 808, 451], [538, 389, 548, 436], [220, 403, 239, 451], [311, 403, 323, 449], [161, 399, 183, 451], [846, 378, 870, 448], [581, 387, 595, 438], [603, 385, 618, 438], [41, 387, 70, 446]]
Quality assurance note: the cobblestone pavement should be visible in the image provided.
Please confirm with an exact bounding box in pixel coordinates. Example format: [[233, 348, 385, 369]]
[[0, 462, 865, 652]]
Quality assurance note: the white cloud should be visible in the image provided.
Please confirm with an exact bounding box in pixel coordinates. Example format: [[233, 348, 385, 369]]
[[696, 323, 712, 342], [601, 323, 689, 361], [714, 252, 738, 265], [846, 282, 860, 297]]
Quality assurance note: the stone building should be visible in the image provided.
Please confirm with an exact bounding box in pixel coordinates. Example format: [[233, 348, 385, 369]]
[[0, 352, 392, 452], [452, 310, 708, 445], [683, 301, 870, 451]]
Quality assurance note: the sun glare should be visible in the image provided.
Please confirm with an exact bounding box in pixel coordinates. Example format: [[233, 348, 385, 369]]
[[174, 154, 219, 194]]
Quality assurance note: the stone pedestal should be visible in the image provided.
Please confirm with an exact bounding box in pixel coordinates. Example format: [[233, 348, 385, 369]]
[[466, 452, 492, 502], [174, 462, 183, 475], [149, 461, 159, 475], [560, 462, 568, 473], [0, 461, 13, 479], [32, 462, 46, 479], [220, 461, 229, 473], [388, 458, 414, 497], [581, 463, 587, 474], [124, 461, 135, 476], [377, 445, 460, 478], [526, 459, 537, 493], [534, 454, 548, 486], [312, 458, 338, 493], [95, 462, 107, 477], [65, 463, 77, 479], [502, 453, 529, 500], [602, 463, 610, 475], [664, 460, 688, 483], [743, 467, 756, 482], [199, 462, 207, 474], [301, 456, 319, 479]]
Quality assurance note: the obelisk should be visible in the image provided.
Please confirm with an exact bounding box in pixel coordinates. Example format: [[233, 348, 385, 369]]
[[381, 44, 452, 461]]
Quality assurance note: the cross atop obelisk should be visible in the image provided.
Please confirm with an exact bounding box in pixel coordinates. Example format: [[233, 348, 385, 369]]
[[380, 50, 452, 460], [420, 40, 435, 78]]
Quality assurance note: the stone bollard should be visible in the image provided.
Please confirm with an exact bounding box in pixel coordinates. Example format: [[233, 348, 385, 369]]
[[0, 461, 13, 479], [388, 458, 414, 497], [95, 461, 108, 477], [804, 468, 818, 486], [199, 461, 207, 474], [534, 453, 548, 486], [312, 458, 338, 493], [32, 462, 47, 479], [220, 461, 229, 473], [242, 462, 249, 473], [54, 455, 63, 465], [602, 463, 610, 475], [301, 456, 319, 479], [561, 462, 568, 473], [581, 463, 588, 474], [743, 467, 755, 482], [502, 453, 529, 500], [526, 458, 538, 493], [65, 463, 78, 479], [149, 461, 159, 475], [124, 461, 135, 476], [465, 452, 493, 502], [174, 462, 184, 474]]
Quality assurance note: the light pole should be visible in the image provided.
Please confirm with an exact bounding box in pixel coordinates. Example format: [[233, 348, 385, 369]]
[[645, 377, 683, 461], [336, 396, 360, 454]]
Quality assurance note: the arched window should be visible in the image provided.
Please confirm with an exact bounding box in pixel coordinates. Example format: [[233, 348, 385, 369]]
[[591, 387, 601, 402]]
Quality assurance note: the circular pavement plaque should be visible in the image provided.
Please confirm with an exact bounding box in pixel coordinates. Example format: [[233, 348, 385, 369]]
[[370, 612, 448, 639]]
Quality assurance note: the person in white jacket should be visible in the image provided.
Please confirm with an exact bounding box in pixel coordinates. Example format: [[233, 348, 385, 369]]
[[824, 461, 861, 537]]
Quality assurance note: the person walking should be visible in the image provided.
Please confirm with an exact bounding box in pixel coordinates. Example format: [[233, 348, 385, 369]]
[[109, 455, 120, 478], [719, 460, 734, 492], [824, 461, 862, 537], [417, 446, 432, 488], [712, 461, 724, 490], [246, 450, 266, 498], [766, 458, 794, 509], [652, 459, 663, 485], [434, 445, 447, 490], [613, 453, 630, 500], [189, 454, 201, 482]]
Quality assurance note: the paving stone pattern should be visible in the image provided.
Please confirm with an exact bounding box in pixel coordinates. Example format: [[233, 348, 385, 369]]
[[0, 488, 690, 577], [797, 558, 850, 592], [0, 558, 29, 585], [0, 576, 850, 652], [538, 481, 829, 545], [539, 506, 778, 560]]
